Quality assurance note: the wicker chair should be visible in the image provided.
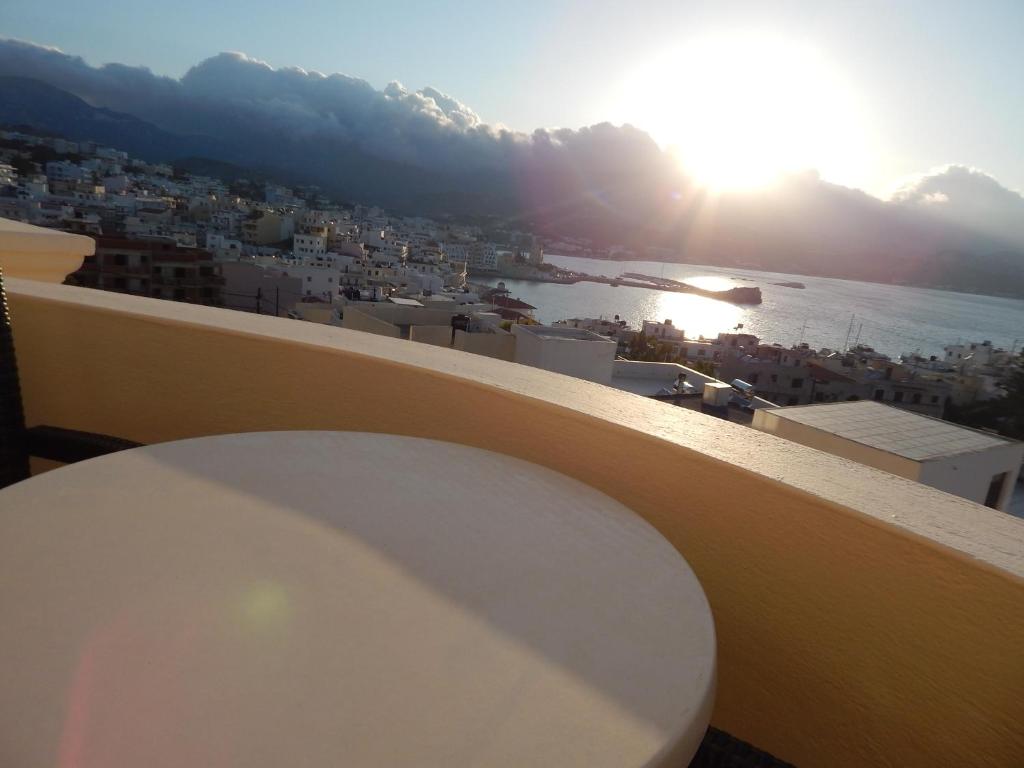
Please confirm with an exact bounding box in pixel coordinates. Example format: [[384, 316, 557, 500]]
[[689, 727, 795, 767], [0, 266, 140, 489]]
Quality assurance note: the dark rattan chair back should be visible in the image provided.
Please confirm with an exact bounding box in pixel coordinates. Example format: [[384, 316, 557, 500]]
[[0, 266, 30, 489]]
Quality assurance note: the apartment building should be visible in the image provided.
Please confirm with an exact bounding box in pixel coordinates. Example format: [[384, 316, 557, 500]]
[[69, 236, 223, 305]]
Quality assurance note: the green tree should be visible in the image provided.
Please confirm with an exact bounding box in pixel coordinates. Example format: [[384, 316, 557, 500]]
[[945, 356, 1024, 439]]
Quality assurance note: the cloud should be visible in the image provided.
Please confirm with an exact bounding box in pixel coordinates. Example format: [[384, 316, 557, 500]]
[[0, 38, 663, 176], [1, 36, 1022, 296], [892, 165, 1024, 245]]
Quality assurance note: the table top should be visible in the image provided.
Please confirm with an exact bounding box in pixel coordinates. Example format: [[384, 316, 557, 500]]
[[0, 431, 715, 767]]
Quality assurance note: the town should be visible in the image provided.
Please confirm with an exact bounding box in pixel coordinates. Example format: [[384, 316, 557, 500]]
[[2, 126, 1021, 514]]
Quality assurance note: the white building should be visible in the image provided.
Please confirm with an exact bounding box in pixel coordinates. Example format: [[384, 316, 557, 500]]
[[293, 233, 327, 258], [205, 233, 245, 260], [642, 319, 686, 342], [220, 261, 304, 316], [0, 163, 17, 188], [944, 340, 1013, 369], [752, 401, 1023, 511], [555, 317, 628, 340], [511, 325, 616, 384], [467, 242, 499, 272], [278, 262, 340, 300], [102, 174, 130, 193], [45, 161, 88, 183], [441, 242, 470, 264]]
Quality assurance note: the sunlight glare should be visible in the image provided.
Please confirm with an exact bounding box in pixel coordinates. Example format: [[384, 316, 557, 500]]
[[652, 292, 743, 340], [612, 32, 872, 191]]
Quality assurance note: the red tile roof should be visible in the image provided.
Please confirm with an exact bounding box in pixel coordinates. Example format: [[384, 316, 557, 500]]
[[488, 295, 536, 310]]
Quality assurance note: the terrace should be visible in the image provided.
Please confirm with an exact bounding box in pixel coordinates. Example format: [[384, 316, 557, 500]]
[[2, 218, 1023, 766]]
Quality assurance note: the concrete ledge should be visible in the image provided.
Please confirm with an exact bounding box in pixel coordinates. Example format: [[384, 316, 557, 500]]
[[8, 278, 1024, 767], [0, 218, 94, 283]]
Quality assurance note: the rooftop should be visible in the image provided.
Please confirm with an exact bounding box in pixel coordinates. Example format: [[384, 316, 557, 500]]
[[515, 324, 612, 342], [766, 400, 1014, 460]]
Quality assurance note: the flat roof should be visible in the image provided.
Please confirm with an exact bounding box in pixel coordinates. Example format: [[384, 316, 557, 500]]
[[517, 325, 613, 342], [765, 401, 1014, 461]]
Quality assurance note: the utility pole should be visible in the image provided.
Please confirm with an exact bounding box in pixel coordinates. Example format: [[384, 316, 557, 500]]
[[256, 286, 262, 315]]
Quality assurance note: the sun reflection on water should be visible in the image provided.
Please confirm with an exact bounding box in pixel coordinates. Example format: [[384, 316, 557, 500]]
[[649, 291, 744, 340], [679, 275, 736, 292]]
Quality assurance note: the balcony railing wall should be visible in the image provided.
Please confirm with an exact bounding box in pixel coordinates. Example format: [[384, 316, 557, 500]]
[[3, 224, 1024, 767]]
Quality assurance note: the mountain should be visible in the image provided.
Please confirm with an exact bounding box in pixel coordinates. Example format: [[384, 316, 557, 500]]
[[0, 76, 231, 162], [0, 62, 1022, 298]]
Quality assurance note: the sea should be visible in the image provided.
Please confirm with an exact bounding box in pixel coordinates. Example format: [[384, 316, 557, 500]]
[[479, 254, 1024, 360]]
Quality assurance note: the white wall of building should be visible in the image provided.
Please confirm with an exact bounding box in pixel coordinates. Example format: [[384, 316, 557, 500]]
[[642, 319, 686, 342], [294, 233, 327, 258], [918, 445, 1023, 511], [753, 410, 1024, 511], [512, 326, 616, 384], [279, 263, 339, 299]]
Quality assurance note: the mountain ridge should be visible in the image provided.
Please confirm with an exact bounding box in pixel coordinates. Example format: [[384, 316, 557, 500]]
[[1, 75, 1022, 298]]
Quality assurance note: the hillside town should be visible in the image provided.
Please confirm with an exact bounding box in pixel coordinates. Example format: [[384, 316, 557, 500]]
[[2, 126, 1022, 513]]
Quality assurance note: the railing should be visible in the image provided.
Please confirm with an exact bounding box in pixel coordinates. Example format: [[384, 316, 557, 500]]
[[2, 219, 1024, 767]]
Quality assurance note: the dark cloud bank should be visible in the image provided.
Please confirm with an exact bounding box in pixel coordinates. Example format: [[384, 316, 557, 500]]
[[1, 38, 1023, 296]]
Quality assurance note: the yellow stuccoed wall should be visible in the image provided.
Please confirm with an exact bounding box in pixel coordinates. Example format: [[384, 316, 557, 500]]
[[8, 280, 1024, 768]]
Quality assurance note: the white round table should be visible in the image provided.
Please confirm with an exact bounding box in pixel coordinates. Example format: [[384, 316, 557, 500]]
[[0, 432, 715, 767]]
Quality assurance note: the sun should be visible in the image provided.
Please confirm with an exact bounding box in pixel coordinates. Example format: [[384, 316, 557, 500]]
[[612, 32, 871, 191]]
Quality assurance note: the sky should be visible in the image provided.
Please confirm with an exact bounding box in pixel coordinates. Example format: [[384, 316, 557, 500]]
[[2, 0, 1023, 197]]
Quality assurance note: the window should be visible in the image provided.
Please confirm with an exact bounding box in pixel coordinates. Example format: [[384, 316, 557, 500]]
[[113, 253, 127, 266], [985, 473, 1008, 508], [874, 389, 884, 401], [328, 277, 333, 283], [307, 276, 312, 282], [894, 391, 904, 403], [770, 374, 778, 383], [791, 378, 804, 388], [748, 373, 759, 384], [174, 267, 186, 278], [931, 395, 939, 404], [912, 393, 922, 404]]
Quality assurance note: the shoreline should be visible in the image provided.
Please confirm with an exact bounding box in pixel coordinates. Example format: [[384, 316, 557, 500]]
[[469, 269, 763, 305], [540, 254, 1024, 303]]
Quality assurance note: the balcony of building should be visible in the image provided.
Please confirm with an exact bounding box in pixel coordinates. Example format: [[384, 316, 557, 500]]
[[2, 218, 1023, 767]]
